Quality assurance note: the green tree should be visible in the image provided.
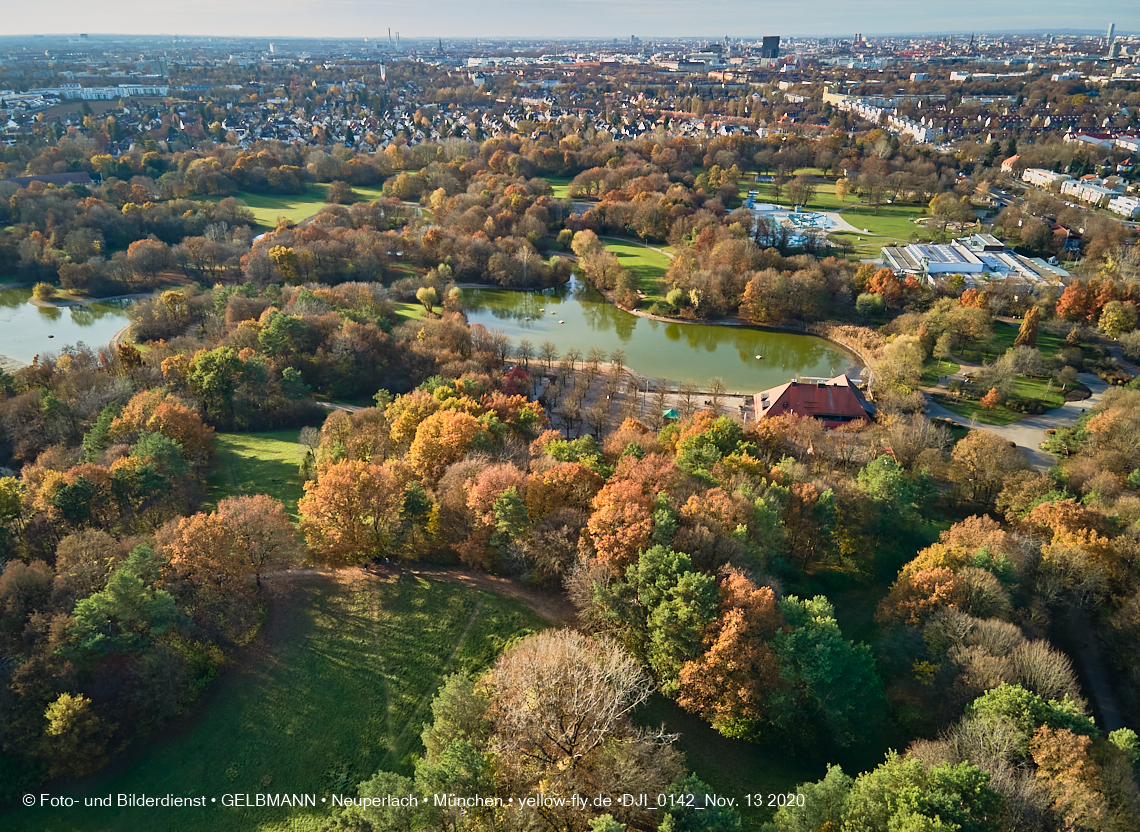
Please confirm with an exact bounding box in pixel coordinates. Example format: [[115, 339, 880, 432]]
[[68, 545, 179, 659], [188, 346, 245, 427], [771, 595, 886, 746], [842, 753, 1002, 832], [416, 286, 439, 313], [966, 683, 1096, 753], [41, 693, 115, 778], [767, 764, 852, 832]]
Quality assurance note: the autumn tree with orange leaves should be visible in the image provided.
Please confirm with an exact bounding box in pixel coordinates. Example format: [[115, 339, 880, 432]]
[[298, 459, 408, 565]]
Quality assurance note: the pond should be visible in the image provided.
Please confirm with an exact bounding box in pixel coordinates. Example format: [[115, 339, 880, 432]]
[[0, 285, 133, 368], [462, 277, 861, 392]]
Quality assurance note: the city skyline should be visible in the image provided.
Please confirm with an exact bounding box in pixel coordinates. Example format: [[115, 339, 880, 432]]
[[3, 1, 1137, 40]]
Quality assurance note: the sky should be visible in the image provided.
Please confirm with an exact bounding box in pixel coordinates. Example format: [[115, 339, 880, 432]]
[[5, 1, 1138, 40]]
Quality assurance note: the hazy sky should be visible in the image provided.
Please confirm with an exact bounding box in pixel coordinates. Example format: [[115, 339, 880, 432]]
[[6, 1, 1138, 39]]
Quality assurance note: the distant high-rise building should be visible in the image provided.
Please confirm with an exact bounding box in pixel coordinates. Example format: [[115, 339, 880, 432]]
[[760, 36, 780, 59], [1109, 42, 1122, 59], [1107, 23, 1115, 47], [79, 33, 88, 41]]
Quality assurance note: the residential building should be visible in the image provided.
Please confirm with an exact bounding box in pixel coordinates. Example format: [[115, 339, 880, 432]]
[[1022, 168, 1071, 189], [1108, 195, 1140, 219], [1061, 177, 1121, 207]]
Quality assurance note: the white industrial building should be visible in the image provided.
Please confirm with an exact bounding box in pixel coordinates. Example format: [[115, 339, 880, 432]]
[[881, 235, 1067, 288]]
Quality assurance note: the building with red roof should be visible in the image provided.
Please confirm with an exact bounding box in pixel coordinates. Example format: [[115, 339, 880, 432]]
[[753, 374, 876, 428]]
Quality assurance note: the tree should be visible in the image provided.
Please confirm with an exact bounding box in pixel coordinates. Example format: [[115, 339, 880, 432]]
[[951, 430, 1028, 507], [485, 630, 682, 830], [771, 595, 886, 746], [677, 569, 784, 739], [162, 495, 300, 587], [841, 753, 1002, 832], [1030, 726, 1110, 831], [1099, 300, 1138, 339], [40, 693, 115, 778], [786, 174, 818, 209], [1014, 305, 1040, 348], [587, 479, 654, 567], [416, 285, 439, 314], [298, 459, 407, 564], [980, 387, 1002, 410], [408, 411, 487, 483], [32, 282, 56, 301], [68, 545, 179, 659]]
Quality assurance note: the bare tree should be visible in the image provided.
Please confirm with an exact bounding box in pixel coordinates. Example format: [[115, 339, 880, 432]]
[[708, 377, 726, 415], [560, 397, 583, 438], [487, 631, 656, 771], [514, 338, 534, 369], [490, 329, 512, 363], [679, 379, 698, 420], [610, 348, 627, 376], [586, 346, 606, 376], [650, 380, 669, 430], [585, 401, 610, 437], [539, 340, 560, 374]]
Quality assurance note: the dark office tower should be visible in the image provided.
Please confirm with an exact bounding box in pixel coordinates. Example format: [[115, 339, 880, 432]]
[[760, 36, 780, 58]]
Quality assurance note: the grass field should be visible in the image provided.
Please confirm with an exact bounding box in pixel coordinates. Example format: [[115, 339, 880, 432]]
[[210, 430, 310, 519], [956, 320, 1065, 363], [12, 572, 545, 832], [209, 183, 390, 229], [544, 176, 573, 199], [920, 358, 961, 387], [392, 301, 428, 321], [601, 238, 672, 306], [934, 376, 1064, 425]]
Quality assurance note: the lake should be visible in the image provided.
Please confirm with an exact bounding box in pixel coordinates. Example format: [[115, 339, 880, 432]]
[[462, 277, 860, 392], [0, 285, 132, 368]]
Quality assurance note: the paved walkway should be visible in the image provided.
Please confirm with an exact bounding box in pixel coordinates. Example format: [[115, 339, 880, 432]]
[[924, 372, 1109, 470]]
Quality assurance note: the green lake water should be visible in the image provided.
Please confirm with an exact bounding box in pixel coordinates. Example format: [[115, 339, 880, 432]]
[[0, 285, 132, 367], [462, 277, 860, 392]]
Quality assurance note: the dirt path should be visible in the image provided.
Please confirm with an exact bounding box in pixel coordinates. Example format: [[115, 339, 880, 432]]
[[1057, 606, 1126, 732]]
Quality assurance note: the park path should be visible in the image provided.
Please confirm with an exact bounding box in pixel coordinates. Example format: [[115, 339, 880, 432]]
[[923, 372, 1109, 470]]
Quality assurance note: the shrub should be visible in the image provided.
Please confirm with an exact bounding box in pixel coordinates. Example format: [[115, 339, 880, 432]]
[[32, 282, 57, 301]]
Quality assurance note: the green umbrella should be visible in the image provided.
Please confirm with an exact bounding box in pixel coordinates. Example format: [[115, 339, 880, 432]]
[[663, 408, 680, 419]]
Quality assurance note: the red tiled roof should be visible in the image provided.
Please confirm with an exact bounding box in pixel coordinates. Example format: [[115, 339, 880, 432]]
[[753, 375, 875, 428]]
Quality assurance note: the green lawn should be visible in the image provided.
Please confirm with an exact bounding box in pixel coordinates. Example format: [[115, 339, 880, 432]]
[[920, 358, 961, 387], [742, 175, 857, 213], [12, 572, 544, 832], [210, 430, 310, 519], [932, 375, 1064, 425], [987, 320, 1065, 361], [392, 301, 428, 321], [206, 183, 390, 229], [601, 239, 672, 306], [544, 176, 573, 199], [838, 203, 929, 239]]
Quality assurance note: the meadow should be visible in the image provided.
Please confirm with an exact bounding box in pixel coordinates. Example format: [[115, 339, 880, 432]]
[[600, 238, 672, 306], [12, 572, 545, 832], [209, 430, 309, 519], [208, 183, 388, 229]]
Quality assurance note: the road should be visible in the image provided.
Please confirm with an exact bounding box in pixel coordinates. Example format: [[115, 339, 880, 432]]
[[924, 372, 1109, 470]]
